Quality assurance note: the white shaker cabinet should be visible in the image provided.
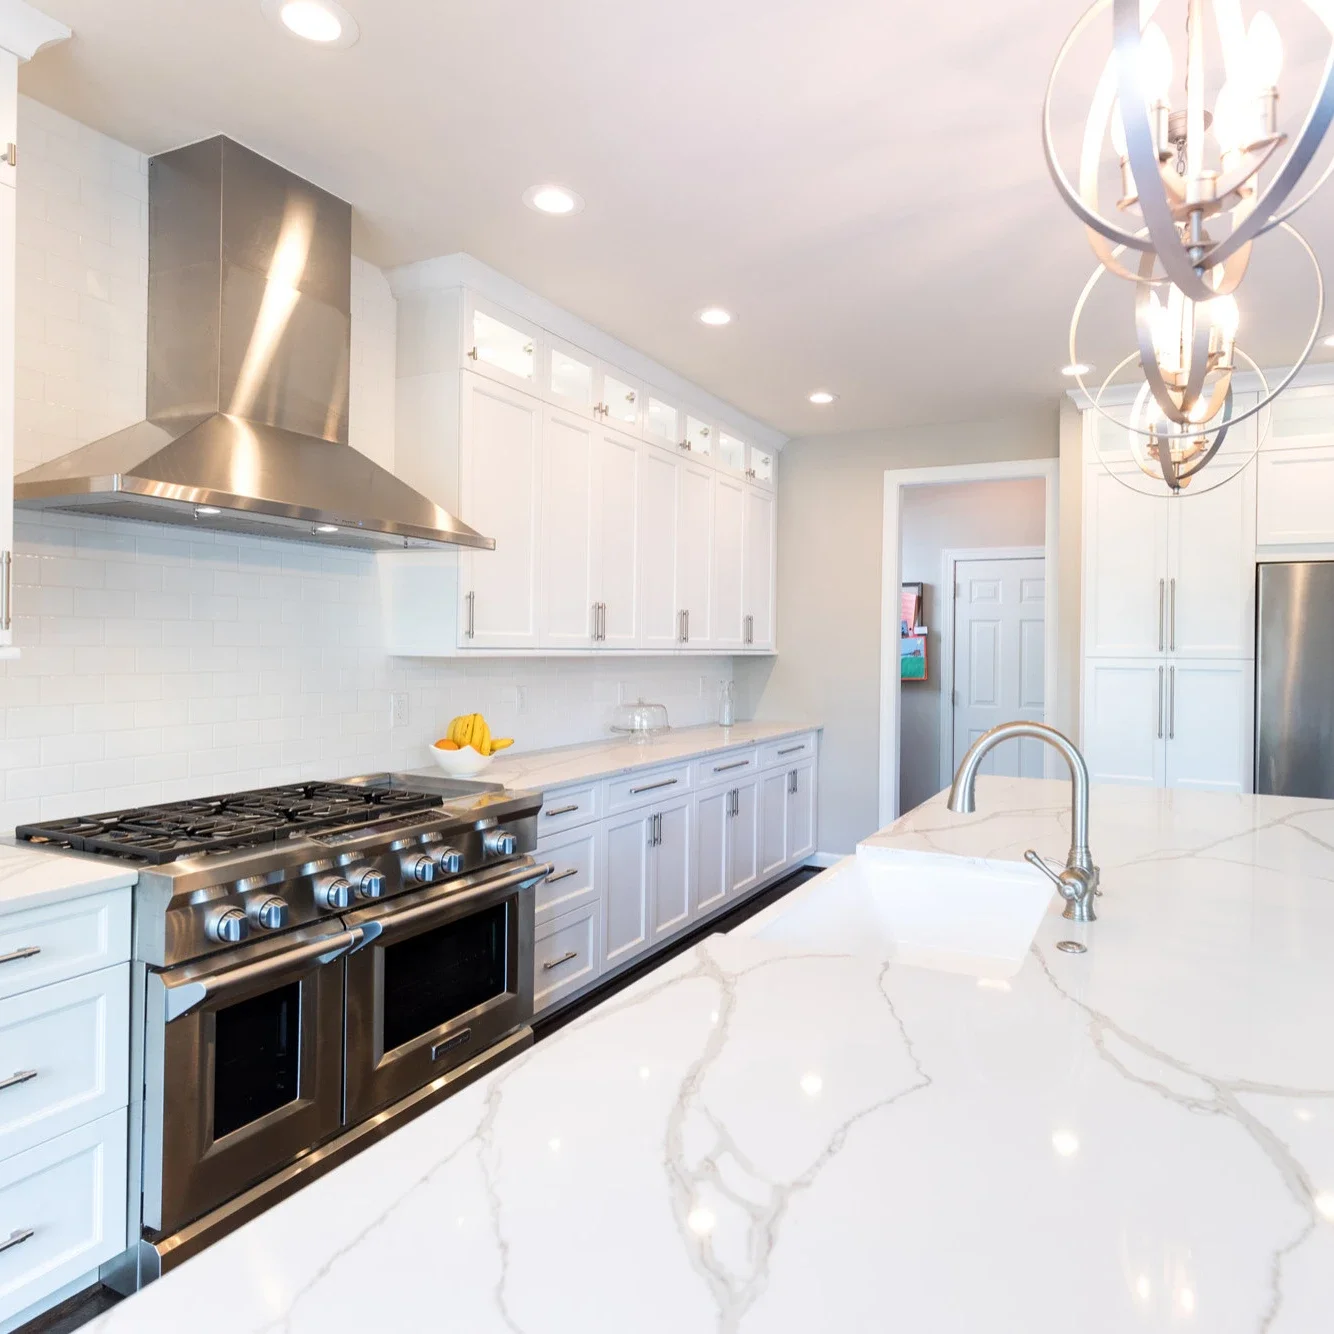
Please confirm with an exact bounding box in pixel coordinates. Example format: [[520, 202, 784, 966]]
[[463, 293, 542, 395], [648, 796, 692, 943], [711, 473, 746, 650], [458, 375, 542, 649], [594, 429, 641, 648], [677, 458, 714, 648], [694, 777, 759, 915], [1081, 658, 1168, 787], [1163, 659, 1253, 793], [758, 768, 789, 880], [539, 408, 598, 648], [0, 47, 15, 652], [602, 811, 652, 970], [785, 761, 816, 862], [743, 485, 775, 651], [638, 445, 681, 651]]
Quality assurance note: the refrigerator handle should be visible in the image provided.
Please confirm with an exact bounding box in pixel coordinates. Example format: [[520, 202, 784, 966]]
[[1157, 666, 1164, 740], [1158, 579, 1165, 653]]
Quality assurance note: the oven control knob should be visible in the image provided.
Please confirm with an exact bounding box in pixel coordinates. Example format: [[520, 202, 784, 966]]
[[313, 875, 353, 910], [483, 829, 518, 857], [249, 896, 289, 931], [208, 907, 249, 945], [356, 869, 388, 900], [436, 847, 464, 875], [403, 854, 436, 884]]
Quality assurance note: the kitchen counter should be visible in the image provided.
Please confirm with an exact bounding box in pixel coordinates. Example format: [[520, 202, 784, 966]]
[[445, 721, 821, 792], [0, 839, 137, 913], [88, 777, 1333, 1332]]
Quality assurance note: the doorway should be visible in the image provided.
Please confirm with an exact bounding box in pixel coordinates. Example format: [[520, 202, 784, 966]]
[[941, 549, 1046, 786]]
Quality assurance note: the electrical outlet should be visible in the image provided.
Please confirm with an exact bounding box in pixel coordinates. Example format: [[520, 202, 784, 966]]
[[516, 685, 528, 714], [390, 692, 409, 727]]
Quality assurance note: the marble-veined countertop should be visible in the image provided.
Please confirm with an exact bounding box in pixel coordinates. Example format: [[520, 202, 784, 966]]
[[0, 839, 137, 913], [88, 776, 1334, 1332], [416, 722, 821, 793]]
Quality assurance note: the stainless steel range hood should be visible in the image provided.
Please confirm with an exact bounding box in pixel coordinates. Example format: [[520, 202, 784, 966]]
[[15, 137, 493, 552]]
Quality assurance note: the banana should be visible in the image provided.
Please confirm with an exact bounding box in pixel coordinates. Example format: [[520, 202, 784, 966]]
[[456, 714, 474, 748], [476, 717, 492, 756], [490, 737, 514, 751]]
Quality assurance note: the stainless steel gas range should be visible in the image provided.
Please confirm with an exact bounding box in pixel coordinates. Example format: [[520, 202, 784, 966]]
[[15, 774, 550, 1292]]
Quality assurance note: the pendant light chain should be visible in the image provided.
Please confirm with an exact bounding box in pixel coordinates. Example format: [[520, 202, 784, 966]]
[[1176, 4, 1191, 175]]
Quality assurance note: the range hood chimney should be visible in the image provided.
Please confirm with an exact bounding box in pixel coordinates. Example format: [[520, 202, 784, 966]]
[[15, 136, 493, 552]]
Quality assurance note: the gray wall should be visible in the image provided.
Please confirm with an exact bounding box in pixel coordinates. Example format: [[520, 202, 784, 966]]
[[735, 408, 1060, 856], [898, 479, 1047, 812]]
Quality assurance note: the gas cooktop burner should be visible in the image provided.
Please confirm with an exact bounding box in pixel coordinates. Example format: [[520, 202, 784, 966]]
[[16, 782, 445, 864]]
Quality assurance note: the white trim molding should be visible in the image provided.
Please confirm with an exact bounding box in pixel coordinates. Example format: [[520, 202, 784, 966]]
[[936, 545, 1046, 797], [878, 457, 1059, 827], [0, 1, 70, 60]]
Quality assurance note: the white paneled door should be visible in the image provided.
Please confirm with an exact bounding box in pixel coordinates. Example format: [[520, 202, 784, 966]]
[[950, 557, 1046, 777]]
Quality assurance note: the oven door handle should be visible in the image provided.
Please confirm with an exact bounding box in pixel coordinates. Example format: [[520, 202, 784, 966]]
[[360, 862, 554, 939], [162, 926, 377, 1024]]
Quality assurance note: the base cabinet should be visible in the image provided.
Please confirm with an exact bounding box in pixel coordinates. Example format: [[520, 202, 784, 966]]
[[649, 797, 692, 943], [602, 812, 651, 970], [694, 777, 759, 916], [758, 770, 789, 879]]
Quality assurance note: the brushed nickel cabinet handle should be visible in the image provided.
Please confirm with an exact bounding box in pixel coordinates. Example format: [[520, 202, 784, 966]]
[[0, 549, 10, 632], [1169, 578, 1177, 652], [1168, 665, 1176, 741], [1157, 666, 1164, 739], [0, 945, 40, 967], [1157, 578, 1165, 652], [2, 144, 15, 169], [777, 744, 805, 756], [544, 803, 580, 818], [629, 778, 678, 795], [0, 1228, 34, 1254], [465, 591, 475, 639], [545, 867, 578, 884], [713, 759, 749, 772], [683, 608, 689, 643], [467, 346, 479, 360], [542, 950, 578, 971], [0, 1070, 37, 1093]]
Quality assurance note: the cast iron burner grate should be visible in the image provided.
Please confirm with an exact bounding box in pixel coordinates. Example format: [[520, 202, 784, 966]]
[[15, 782, 443, 864]]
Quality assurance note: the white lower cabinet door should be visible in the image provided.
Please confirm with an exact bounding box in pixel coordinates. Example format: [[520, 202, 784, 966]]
[[539, 408, 598, 648], [693, 788, 730, 917], [534, 826, 600, 923], [533, 903, 599, 1014], [758, 770, 789, 880], [1082, 657, 1168, 787], [0, 1107, 127, 1326], [728, 778, 760, 899], [595, 429, 641, 648], [785, 762, 816, 863], [0, 964, 129, 1163], [711, 474, 746, 650], [1165, 660, 1253, 793], [602, 812, 652, 970], [650, 797, 692, 942], [677, 458, 713, 647], [639, 446, 681, 651]]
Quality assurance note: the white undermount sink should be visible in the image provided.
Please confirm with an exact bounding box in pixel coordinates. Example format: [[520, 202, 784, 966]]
[[741, 845, 1057, 978]]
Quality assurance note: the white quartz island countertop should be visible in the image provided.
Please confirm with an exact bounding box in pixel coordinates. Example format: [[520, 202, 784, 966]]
[[449, 721, 821, 792], [90, 777, 1334, 1332], [0, 839, 136, 912]]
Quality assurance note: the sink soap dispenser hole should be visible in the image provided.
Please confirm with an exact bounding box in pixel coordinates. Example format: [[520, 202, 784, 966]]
[[1056, 940, 1088, 955]]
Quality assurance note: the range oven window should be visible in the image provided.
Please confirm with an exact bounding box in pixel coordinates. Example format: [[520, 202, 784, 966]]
[[382, 903, 509, 1053], [213, 981, 302, 1140]]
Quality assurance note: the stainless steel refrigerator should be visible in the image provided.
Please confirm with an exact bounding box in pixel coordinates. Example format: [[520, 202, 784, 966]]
[[1256, 561, 1334, 797]]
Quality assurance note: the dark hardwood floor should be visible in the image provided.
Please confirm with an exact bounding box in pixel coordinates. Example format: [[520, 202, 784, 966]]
[[16, 863, 824, 1334]]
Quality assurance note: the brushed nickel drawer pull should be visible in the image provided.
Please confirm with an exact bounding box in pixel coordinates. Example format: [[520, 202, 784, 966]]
[[0, 945, 40, 967], [629, 777, 678, 794], [0, 1070, 37, 1093], [542, 950, 579, 971], [777, 745, 805, 756], [546, 867, 578, 884], [0, 1228, 34, 1255], [431, 1029, 472, 1061], [544, 803, 580, 818], [713, 759, 749, 772]]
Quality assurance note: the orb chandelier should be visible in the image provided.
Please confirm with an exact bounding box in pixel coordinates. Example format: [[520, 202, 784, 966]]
[[1043, 0, 1332, 493]]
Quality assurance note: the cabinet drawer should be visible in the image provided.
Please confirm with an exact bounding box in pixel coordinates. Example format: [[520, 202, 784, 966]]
[[760, 734, 816, 769], [0, 964, 129, 1164], [536, 785, 601, 836], [0, 1107, 128, 1326], [0, 889, 131, 1003], [605, 764, 691, 814], [692, 749, 757, 788], [533, 903, 599, 1014], [534, 827, 599, 923]]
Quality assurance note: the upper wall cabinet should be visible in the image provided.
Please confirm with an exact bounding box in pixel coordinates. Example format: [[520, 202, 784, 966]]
[[0, 48, 19, 651], [383, 280, 782, 657]]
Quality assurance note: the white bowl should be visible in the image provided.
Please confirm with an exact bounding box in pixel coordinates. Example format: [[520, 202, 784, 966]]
[[428, 744, 496, 778]]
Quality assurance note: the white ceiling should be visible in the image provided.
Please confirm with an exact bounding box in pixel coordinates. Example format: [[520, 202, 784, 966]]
[[20, 0, 1334, 437]]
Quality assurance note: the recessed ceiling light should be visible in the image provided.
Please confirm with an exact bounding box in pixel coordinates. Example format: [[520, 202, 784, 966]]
[[808, 390, 837, 405], [312, 523, 340, 534], [696, 307, 733, 327], [262, 0, 359, 48], [1061, 362, 1093, 377], [522, 183, 584, 216]]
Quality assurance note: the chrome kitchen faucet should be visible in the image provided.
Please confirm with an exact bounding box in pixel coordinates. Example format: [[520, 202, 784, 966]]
[[946, 722, 1101, 923]]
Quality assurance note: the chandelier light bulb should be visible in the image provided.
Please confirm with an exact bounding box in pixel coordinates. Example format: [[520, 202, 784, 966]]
[[1212, 82, 1248, 155], [1245, 11, 1284, 89], [1211, 293, 1241, 343], [1138, 22, 1175, 103]]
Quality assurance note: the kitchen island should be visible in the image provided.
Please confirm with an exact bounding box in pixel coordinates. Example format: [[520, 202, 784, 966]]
[[88, 777, 1333, 1332]]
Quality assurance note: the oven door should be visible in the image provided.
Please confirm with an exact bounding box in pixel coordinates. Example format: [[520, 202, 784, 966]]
[[343, 859, 548, 1124], [142, 922, 370, 1237]]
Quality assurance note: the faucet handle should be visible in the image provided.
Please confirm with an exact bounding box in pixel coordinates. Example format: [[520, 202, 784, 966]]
[[1024, 850, 1066, 891], [1025, 850, 1098, 923]]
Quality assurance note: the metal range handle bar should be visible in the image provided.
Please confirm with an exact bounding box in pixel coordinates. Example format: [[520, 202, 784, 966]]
[[362, 862, 554, 938], [542, 950, 579, 971], [163, 927, 375, 1023], [545, 867, 578, 884], [431, 1029, 472, 1061], [777, 745, 805, 756], [629, 778, 678, 795], [0, 1228, 34, 1255], [713, 759, 749, 773], [543, 804, 580, 818], [0, 1070, 37, 1093], [0, 945, 40, 967]]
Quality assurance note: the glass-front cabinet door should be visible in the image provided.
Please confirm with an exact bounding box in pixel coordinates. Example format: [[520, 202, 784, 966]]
[[599, 369, 642, 431], [717, 429, 747, 476], [644, 392, 680, 450], [547, 338, 598, 417], [685, 415, 713, 461], [464, 294, 541, 394], [748, 444, 775, 489]]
